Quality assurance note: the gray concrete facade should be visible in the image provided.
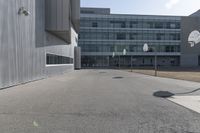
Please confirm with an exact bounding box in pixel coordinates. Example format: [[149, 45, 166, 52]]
[[180, 10, 200, 66], [180, 16, 200, 66], [0, 0, 80, 89]]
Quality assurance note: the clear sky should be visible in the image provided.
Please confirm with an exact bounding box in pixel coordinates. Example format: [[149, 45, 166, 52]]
[[81, 0, 200, 16]]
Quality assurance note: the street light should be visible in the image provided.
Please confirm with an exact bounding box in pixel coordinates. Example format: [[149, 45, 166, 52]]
[[123, 49, 127, 56], [122, 49, 127, 68], [143, 43, 158, 76], [131, 58, 137, 72], [112, 52, 115, 58]]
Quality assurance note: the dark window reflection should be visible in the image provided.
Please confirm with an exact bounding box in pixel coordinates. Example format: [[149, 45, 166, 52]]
[[46, 53, 73, 65]]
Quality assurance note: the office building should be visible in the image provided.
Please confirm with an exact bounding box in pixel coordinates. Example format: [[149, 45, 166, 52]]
[[79, 8, 200, 68]]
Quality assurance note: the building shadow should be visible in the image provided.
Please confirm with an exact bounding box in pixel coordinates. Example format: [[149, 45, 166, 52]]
[[153, 88, 200, 98]]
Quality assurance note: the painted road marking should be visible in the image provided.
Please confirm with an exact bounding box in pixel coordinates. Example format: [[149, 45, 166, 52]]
[[168, 96, 200, 114]]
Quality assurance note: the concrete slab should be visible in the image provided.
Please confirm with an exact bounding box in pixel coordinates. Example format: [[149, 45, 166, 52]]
[[168, 96, 200, 113]]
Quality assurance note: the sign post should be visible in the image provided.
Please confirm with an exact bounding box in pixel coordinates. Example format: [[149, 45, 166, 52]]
[[143, 43, 157, 76], [123, 49, 127, 68]]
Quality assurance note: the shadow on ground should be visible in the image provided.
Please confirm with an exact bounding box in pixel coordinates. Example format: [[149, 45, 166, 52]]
[[153, 88, 200, 98], [112, 76, 124, 79], [99, 72, 107, 74]]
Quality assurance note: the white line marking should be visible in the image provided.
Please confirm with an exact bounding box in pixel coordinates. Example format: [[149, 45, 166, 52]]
[[168, 96, 200, 114]]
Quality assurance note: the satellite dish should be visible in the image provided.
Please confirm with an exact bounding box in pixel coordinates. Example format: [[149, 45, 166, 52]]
[[188, 30, 200, 47], [143, 43, 149, 52], [123, 49, 127, 55], [112, 52, 115, 57]]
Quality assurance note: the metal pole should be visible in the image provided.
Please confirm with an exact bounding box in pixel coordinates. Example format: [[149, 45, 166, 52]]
[[131, 56, 133, 72], [119, 54, 120, 69], [123, 56, 125, 68], [154, 48, 157, 76], [108, 56, 110, 68]]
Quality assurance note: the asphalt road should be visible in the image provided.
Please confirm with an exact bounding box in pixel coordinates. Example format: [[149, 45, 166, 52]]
[[0, 70, 200, 133]]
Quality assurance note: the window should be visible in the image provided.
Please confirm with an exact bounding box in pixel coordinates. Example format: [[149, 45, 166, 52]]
[[148, 47, 154, 52], [165, 46, 175, 52], [129, 33, 138, 40], [46, 53, 73, 65], [156, 33, 165, 40], [116, 33, 126, 40], [130, 21, 138, 28], [92, 22, 98, 27], [166, 22, 180, 29], [144, 22, 154, 28], [170, 23, 176, 29], [155, 22, 164, 29], [110, 21, 126, 28], [169, 33, 180, 40]]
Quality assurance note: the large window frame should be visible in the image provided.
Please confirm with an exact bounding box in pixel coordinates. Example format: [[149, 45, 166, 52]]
[[46, 53, 74, 67]]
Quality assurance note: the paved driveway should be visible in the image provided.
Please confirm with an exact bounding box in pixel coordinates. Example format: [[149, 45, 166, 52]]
[[0, 70, 200, 133]]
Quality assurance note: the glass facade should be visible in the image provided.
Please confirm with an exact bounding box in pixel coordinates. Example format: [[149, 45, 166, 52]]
[[79, 8, 181, 68]]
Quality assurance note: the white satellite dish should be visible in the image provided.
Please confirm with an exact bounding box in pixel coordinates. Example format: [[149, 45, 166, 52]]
[[123, 49, 127, 55], [143, 43, 149, 52], [188, 30, 200, 47], [112, 52, 115, 57]]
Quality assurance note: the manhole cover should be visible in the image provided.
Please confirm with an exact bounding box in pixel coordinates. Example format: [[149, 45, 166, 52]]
[[153, 91, 174, 98]]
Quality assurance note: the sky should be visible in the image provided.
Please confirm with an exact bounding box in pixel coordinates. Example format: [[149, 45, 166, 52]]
[[81, 0, 200, 16]]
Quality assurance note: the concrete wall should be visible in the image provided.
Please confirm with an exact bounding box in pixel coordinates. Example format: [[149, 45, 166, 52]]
[[0, 0, 79, 89], [190, 10, 200, 17], [45, 0, 80, 43], [180, 16, 200, 66], [71, 0, 80, 32]]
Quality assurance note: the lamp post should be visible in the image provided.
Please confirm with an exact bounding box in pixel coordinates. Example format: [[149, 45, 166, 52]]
[[112, 52, 115, 58], [131, 56, 133, 72], [143, 43, 158, 76], [119, 52, 121, 69], [131, 57, 136, 72], [122, 49, 127, 68], [112, 52, 115, 69]]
